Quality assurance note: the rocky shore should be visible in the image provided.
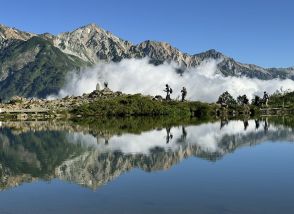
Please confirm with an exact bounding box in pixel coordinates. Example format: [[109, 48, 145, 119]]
[[0, 87, 133, 119]]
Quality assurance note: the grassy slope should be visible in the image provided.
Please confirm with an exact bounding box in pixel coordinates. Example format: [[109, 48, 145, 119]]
[[0, 36, 88, 100], [71, 94, 217, 118]]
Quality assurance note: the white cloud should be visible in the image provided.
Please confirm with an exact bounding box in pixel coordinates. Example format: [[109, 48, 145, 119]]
[[48, 58, 294, 102]]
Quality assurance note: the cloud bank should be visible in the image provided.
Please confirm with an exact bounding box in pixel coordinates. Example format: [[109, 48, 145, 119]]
[[49, 58, 294, 102]]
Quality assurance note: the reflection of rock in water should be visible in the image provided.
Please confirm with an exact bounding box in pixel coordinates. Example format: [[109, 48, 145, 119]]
[[0, 119, 294, 190]]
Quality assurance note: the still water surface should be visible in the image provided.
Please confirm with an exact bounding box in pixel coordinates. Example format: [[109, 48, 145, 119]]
[[0, 118, 293, 214]]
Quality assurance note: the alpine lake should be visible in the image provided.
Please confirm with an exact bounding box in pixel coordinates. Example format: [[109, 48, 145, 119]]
[[0, 116, 293, 214]]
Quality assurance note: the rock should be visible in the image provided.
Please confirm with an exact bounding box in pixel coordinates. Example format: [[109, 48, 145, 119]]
[[96, 83, 101, 91], [154, 95, 163, 101]]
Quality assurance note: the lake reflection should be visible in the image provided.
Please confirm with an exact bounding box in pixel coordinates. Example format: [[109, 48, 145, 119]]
[[0, 118, 294, 214]]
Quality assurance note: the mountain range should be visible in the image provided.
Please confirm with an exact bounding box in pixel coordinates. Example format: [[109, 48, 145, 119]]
[[0, 23, 293, 99]]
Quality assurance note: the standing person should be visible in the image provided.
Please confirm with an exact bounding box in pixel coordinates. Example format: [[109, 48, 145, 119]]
[[263, 91, 269, 106], [181, 87, 187, 102], [164, 84, 172, 100]]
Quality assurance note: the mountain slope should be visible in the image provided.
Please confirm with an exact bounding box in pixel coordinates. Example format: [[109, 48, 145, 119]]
[[0, 36, 88, 99]]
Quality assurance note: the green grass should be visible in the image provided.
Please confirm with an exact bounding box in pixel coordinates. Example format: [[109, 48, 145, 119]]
[[268, 91, 294, 108], [71, 94, 217, 118], [0, 36, 89, 100]]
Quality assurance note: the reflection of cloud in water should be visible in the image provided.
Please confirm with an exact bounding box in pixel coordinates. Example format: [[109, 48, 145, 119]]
[[187, 120, 276, 153], [66, 120, 285, 155]]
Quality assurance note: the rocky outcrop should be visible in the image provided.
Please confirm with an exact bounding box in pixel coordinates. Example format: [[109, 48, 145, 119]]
[[0, 24, 34, 41], [0, 87, 123, 114]]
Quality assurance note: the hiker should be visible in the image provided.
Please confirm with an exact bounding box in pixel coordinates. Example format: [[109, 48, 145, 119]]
[[104, 81, 108, 88], [181, 87, 187, 102], [263, 91, 269, 106], [164, 84, 172, 100]]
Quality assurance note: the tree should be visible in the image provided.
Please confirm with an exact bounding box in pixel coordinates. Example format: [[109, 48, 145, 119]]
[[217, 91, 237, 107], [237, 95, 249, 105], [252, 95, 262, 107]]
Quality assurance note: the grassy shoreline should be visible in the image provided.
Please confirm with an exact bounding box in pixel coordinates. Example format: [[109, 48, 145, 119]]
[[70, 94, 218, 118]]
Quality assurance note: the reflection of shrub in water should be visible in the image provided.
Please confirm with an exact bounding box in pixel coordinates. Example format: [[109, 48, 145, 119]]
[[72, 115, 215, 136]]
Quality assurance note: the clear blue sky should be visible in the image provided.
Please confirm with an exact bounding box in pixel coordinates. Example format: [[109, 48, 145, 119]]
[[1, 0, 293, 67]]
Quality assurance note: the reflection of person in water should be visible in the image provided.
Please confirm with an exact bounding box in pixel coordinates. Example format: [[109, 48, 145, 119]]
[[243, 120, 249, 130], [105, 138, 109, 145], [166, 127, 173, 144], [220, 119, 229, 129], [255, 119, 260, 130], [103, 132, 111, 145], [264, 118, 269, 133], [181, 126, 187, 142]]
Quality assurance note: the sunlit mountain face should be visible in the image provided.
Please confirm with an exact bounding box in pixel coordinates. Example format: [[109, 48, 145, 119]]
[[0, 118, 293, 190]]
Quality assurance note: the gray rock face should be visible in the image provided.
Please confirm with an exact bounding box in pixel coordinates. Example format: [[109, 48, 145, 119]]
[[0, 24, 34, 51], [52, 24, 132, 63], [0, 24, 34, 41]]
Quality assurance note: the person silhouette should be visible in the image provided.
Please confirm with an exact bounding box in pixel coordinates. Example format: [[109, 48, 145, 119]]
[[181, 87, 187, 102], [164, 84, 172, 101], [263, 91, 269, 106]]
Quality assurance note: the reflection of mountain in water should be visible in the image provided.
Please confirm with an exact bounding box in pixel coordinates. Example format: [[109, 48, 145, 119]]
[[0, 127, 86, 190], [0, 118, 293, 190]]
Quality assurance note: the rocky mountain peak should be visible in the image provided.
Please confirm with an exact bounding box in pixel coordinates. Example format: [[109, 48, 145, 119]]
[[0, 24, 35, 41], [71, 23, 105, 36], [133, 40, 190, 66], [138, 40, 171, 48], [53, 23, 132, 63], [194, 49, 226, 60]]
